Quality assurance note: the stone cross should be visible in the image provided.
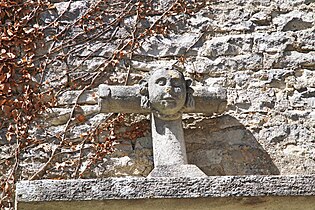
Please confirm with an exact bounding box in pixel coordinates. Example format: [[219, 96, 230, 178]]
[[98, 68, 227, 177]]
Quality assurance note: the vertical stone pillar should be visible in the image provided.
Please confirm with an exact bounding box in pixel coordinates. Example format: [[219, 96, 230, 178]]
[[151, 114, 188, 166], [149, 114, 206, 177]]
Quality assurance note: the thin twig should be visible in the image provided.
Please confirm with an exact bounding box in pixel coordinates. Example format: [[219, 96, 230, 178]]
[[124, 6, 139, 85], [0, 141, 20, 203], [48, 0, 135, 55], [29, 146, 57, 180], [148, 0, 179, 32], [73, 139, 86, 178]]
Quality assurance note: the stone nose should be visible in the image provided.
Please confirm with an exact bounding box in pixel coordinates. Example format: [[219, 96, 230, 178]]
[[165, 87, 172, 93]]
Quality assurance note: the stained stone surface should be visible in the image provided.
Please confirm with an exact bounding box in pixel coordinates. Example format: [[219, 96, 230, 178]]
[[16, 175, 315, 210]]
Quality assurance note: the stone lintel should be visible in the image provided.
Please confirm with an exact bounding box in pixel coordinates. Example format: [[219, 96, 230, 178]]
[[16, 175, 315, 202]]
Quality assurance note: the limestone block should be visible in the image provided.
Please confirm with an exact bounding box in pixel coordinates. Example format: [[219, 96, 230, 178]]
[[277, 51, 315, 70], [273, 10, 314, 31], [199, 35, 253, 58], [296, 70, 315, 89], [261, 125, 290, 144], [229, 21, 255, 32], [253, 32, 295, 53], [187, 54, 263, 75], [296, 30, 315, 51], [250, 11, 271, 25], [283, 145, 306, 155], [47, 105, 99, 126], [54, 1, 89, 22], [57, 89, 98, 105], [199, 37, 240, 58], [135, 33, 200, 57], [77, 42, 117, 58], [130, 60, 178, 72]]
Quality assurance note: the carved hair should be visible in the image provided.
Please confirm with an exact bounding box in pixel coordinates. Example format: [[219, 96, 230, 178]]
[[184, 79, 195, 109], [139, 79, 150, 109], [139, 68, 195, 111]]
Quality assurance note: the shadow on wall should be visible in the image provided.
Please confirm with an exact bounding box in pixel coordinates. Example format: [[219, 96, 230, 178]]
[[184, 115, 280, 176]]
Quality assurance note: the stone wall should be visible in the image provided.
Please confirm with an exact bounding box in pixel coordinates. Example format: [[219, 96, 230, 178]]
[[1, 0, 315, 180]]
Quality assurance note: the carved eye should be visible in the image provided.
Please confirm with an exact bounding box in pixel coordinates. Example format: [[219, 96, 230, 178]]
[[174, 87, 182, 93], [156, 78, 166, 86]]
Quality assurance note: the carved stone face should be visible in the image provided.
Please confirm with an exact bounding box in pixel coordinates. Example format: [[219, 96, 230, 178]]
[[148, 69, 186, 117]]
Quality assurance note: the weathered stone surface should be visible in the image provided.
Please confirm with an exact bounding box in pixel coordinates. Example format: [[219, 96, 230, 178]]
[[136, 33, 200, 57], [250, 11, 271, 25], [184, 115, 280, 176], [16, 175, 315, 201], [3, 0, 315, 188], [57, 89, 98, 105], [148, 165, 207, 178], [150, 117, 188, 167], [16, 175, 315, 209], [98, 84, 227, 114], [272, 10, 314, 31], [199, 36, 247, 58], [253, 32, 295, 53], [47, 105, 99, 126]]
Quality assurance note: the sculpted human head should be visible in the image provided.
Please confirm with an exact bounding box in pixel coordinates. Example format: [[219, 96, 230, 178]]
[[140, 68, 194, 120]]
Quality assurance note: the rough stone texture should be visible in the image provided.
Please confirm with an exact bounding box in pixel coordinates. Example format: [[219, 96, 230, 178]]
[[184, 115, 280, 176], [151, 117, 188, 166], [2, 0, 315, 182], [148, 165, 207, 177], [16, 175, 315, 209], [16, 175, 315, 200]]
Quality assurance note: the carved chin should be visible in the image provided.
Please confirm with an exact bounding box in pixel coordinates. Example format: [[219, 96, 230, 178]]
[[152, 109, 182, 120], [150, 102, 184, 120]]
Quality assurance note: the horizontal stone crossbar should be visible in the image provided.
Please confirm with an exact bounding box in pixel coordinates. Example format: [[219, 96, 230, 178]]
[[16, 175, 315, 202], [98, 85, 227, 114]]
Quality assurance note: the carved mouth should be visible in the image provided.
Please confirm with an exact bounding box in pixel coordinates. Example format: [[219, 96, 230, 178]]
[[161, 98, 176, 107], [162, 97, 175, 102]]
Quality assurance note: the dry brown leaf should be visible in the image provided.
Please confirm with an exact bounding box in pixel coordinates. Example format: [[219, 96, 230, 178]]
[[2, 104, 12, 116], [0, 74, 6, 83], [7, 29, 14, 36], [23, 27, 35, 34], [6, 52, 16, 59], [76, 114, 86, 123]]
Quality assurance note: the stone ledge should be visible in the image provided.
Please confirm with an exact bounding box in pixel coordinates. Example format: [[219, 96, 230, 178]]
[[16, 175, 315, 202]]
